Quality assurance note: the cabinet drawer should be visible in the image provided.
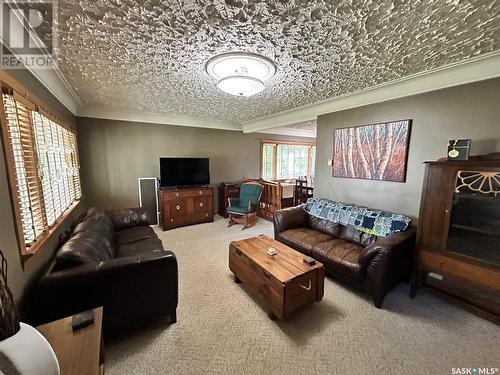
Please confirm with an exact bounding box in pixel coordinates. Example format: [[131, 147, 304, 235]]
[[166, 213, 211, 228], [163, 189, 211, 199], [420, 249, 500, 292], [193, 197, 210, 214], [169, 199, 189, 217]]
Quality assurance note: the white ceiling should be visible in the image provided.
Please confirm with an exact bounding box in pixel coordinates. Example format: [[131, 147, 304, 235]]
[[40, 1, 500, 131]]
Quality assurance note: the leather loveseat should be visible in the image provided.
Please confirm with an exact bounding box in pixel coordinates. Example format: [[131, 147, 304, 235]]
[[34, 207, 178, 336], [273, 201, 416, 308]]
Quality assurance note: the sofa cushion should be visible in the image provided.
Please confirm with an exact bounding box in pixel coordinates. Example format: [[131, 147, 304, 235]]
[[74, 208, 115, 256], [311, 239, 364, 279], [108, 208, 150, 231], [278, 228, 334, 256], [53, 207, 116, 271], [115, 237, 164, 258], [307, 214, 342, 237], [114, 226, 157, 245], [77, 207, 114, 236], [54, 230, 114, 270], [339, 225, 378, 247]]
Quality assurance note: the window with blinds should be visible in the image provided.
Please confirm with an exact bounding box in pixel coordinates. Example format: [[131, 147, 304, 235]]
[[0, 86, 81, 255]]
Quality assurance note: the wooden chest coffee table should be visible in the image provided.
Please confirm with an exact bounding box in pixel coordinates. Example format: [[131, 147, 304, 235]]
[[229, 235, 324, 320]]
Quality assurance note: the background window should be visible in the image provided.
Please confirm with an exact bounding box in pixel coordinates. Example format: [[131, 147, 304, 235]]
[[261, 141, 315, 180]]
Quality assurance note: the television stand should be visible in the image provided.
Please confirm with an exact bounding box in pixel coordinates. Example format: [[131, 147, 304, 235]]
[[158, 186, 214, 230], [175, 185, 209, 190]]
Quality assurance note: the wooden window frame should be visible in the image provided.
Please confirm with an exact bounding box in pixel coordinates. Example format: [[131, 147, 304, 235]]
[[0, 71, 82, 265], [260, 139, 316, 180]]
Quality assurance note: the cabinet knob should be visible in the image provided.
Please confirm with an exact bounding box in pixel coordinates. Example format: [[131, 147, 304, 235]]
[[176, 192, 179, 197], [170, 218, 174, 223], [205, 213, 209, 217], [199, 191, 203, 195], [199, 202, 204, 207], [176, 205, 180, 210], [444, 209, 450, 214]]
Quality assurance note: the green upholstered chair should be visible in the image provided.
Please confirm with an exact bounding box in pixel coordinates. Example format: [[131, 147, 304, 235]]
[[227, 182, 263, 230]]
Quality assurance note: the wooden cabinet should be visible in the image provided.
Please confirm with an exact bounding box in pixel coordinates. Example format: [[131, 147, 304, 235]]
[[411, 153, 500, 322], [218, 183, 240, 218], [159, 187, 214, 230]]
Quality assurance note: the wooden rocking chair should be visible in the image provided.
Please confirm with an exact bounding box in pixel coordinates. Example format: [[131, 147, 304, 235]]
[[227, 182, 263, 230]]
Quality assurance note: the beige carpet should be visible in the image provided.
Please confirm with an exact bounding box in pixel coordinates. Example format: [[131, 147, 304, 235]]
[[105, 216, 499, 375]]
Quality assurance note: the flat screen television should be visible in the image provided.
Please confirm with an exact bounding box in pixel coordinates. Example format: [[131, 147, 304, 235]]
[[159, 157, 210, 187]]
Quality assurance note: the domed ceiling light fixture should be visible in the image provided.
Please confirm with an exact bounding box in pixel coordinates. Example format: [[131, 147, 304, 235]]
[[205, 52, 276, 97]]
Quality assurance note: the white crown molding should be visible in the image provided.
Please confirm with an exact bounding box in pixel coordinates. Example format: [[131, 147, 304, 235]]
[[259, 127, 316, 138], [241, 51, 500, 133], [24, 65, 82, 114], [77, 106, 242, 131], [0, 46, 82, 115]]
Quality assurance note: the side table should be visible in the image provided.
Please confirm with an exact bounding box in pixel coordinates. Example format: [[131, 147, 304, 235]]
[[36, 307, 104, 375]]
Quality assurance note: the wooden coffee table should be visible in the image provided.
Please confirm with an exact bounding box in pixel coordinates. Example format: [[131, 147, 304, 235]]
[[229, 235, 324, 320]]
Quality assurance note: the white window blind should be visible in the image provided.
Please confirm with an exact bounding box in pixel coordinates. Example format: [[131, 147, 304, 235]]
[[1, 88, 81, 253]]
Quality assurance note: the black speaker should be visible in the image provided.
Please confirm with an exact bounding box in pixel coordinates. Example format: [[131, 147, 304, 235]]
[[138, 178, 159, 225]]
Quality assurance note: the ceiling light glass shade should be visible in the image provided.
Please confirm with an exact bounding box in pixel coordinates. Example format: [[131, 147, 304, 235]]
[[206, 52, 276, 96], [217, 76, 265, 97]]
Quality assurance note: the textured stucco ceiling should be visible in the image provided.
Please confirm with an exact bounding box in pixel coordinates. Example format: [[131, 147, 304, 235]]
[[284, 120, 317, 132], [268, 120, 317, 137], [57, 0, 500, 123], [261, 119, 317, 137]]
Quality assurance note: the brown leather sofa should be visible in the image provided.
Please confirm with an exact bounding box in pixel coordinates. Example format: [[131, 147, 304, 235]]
[[34, 207, 177, 336], [273, 205, 416, 308]]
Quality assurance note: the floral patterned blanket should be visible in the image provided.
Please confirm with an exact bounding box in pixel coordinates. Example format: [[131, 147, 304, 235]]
[[304, 198, 411, 237]]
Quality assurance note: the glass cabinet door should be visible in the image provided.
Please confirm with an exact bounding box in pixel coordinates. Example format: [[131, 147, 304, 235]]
[[447, 170, 500, 267]]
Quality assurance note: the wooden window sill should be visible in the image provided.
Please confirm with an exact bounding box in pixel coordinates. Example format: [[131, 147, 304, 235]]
[[22, 199, 83, 269]]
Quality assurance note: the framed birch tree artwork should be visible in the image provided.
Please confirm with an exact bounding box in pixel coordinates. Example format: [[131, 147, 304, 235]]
[[332, 119, 412, 182]]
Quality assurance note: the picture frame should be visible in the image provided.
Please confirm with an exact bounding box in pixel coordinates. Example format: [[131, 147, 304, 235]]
[[332, 119, 412, 182]]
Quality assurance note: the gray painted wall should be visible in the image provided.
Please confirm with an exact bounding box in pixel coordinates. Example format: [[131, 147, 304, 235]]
[[315, 78, 500, 219], [77, 117, 314, 210], [0, 69, 83, 305]]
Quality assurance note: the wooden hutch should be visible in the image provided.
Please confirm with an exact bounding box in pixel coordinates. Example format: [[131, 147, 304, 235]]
[[411, 153, 500, 322]]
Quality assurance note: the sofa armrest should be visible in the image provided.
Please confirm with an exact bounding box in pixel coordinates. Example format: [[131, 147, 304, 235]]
[[107, 207, 150, 231], [35, 250, 178, 335], [359, 226, 417, 268], [358, 225, 416, 306], [273, 205, 307, 239]]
